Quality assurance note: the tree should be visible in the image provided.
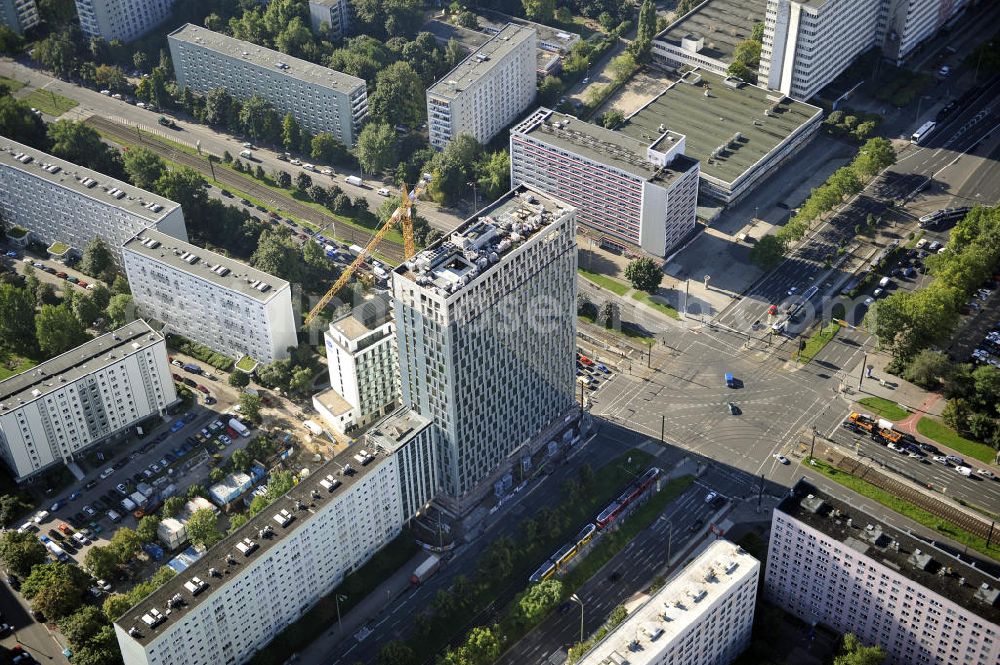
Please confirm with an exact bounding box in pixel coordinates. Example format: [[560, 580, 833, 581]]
[[0, 493, 31, 526], [230, 448, 251, 473], [522, 0, 555, 23], [154, 167, 208, 212], [58, 606, 107, 649], [0, 530, 49, 578], [161, 496, 185, 518], [229, 371, 250, 388], [83, 546, 119, 581], [36, 304, 87, 358], [0, 96, 49, 149], [239, 94, 280, 142], [726, 61, 755, 82], [0, 284, 37, 354], [356, 122, 398, 175], [276, 170, 292, 188], [295, 171, 313, 191], [33, 31, 78, 77], [368, 61, 425, 127], [239, 393, 262, 422], [624, 258, 663, 293], [601, 300, 620, 328], [0, 25, 25, 55], [106, 293, 135, 329], [185, 508, 223, 548], [972, 365, 1000, 413], [108, 527, 141, 564], [251, 230, 303, 282], [376, 641, 416, 665], [136, 515, 160, 543], [968, 412, 996, 442], [72, 294, 101, 329], [123, 146, 167, 191], [903, 349, 953, 389], [265, 470, 295, 500], [102, 593, 132, 621], [516, 579, 563, 624], [187, 484, 205, 499], [611, 52, 636, 80], [311, 132, 350, 165], [475, 151, 510, 202], [637, 0, 657, 46], [227, 513, 249, 535], [281, 112, 301, 152], [463, 626, 501, 665], [602, 109, 624, 129], [942, 398, 971, 434], [834, 633, 885, 665], [204, 87, 235, 127], [79, 237, 114, 279], [749, 234, 787, 270], [21, 562, 90, 620], [47, 120, 123, 177]]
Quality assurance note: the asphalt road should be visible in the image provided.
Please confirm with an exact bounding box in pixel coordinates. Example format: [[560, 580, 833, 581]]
[[0, 581, 70, 665]]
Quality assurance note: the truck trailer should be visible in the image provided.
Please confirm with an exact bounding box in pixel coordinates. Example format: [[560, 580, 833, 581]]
[[410, 553, 441, 585]]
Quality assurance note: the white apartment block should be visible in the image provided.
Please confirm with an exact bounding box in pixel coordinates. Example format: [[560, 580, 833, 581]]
[[511, 108, 700, 257], [74, 0, 175, 42], [0, 0, 38, 34], [313, 294, 399, 435], [393, 186, 577, 502], [114, 425, 437, 665], [766, 481, 1000, 665], [0, 137, 187, 265], [578, 540, 759, 665], [426, 23, 536, 150], [307, 0, 350, 40], [882, 0, 969, 64], [651, 0, 768, 77], [0, 321, 177, 482], [167, 24, 368, 145], [122, 229, 297, 365]]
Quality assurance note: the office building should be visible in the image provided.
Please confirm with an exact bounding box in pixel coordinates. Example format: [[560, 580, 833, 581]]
[[393, 186, 577, 503], [0, 137, 187, 265], [307, 0, 349, 40], [619, 69, 821, 203], [114, 430, 437, 665], [0, 0, 38, 34], [426, 23, 536, 150], [511, 108, 699, 257], [577, 540, 759, 665], [74, 0, 176, 42], [0, 321, 177, 482], [122, 229, 297, 365], [168, 24, 368, 145], [313, 295, 399, 435], [766, 480, 1000, 665], [651, 0, 768, 76]]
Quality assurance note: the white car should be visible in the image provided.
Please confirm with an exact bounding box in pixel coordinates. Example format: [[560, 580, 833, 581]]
[[242, 142, 254, 149], [774, 454, 790, 465], [932, 455, 948, 464], [171, 359, 183, 366], [704, 491, 718, 504], [864, 297, 875, 307], [303, 163, 315, 171], [873, 288, 884, 298], [136, 101, 146, 108], [976, 468, 995, 479], [32, 510, 49, 524], [321, 168, 334, 176], [289, 158, 302, 166], [100, 89, 111, 95], [111, 93, 122, 99]]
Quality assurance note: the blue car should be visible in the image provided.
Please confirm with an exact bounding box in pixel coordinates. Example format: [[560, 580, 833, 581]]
[[169, 420, 185, 433], [68, 492, 81, 501], [5, 250, 17, 258]]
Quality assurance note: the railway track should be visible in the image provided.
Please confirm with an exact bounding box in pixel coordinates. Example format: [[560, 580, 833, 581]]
[[86, 115, 405, 264]]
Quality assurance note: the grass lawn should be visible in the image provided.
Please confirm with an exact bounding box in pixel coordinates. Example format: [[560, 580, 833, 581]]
[[798, 322, 840, 363], [578, 268, 629, 296], [809, 457, 999, 561], [21, 88, 78, 116], [631, 291, 680, 319], [916, 417, 996, 464], [0, 76, 26, 93], [0, 356, 37, 381], [857, 396, 909, 421], [235, 356, 257, 372]]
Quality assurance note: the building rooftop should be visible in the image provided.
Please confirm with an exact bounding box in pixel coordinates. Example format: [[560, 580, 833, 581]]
[[0, 136, 181, 223], [515, 107, 695, 187], [115, 442, 392, 643], [123, 229, 289, 304], [364, 408, 433, 455], [655, 0, 767, 64], [780, 480, 1000, 625], [474, 8, 580, 53], [314, 387, 352, 417], [168, 23, 365, 94], [394, 185, 573, 296], [0, 321, 162, 412], [330, 294, 393, 342], [422, 18, 491, 53], [427, 23, 535, 102], [578, 540, 759, 664], [620, 69, 821, 184]]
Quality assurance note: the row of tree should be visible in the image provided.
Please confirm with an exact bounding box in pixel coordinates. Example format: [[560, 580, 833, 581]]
[[727, 22, 764, 83]]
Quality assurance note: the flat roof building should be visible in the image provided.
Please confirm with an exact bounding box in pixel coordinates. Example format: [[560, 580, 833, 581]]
[[74, 0, 175, 42], [620, 69, 821, 203], [0, 0, 39, 34], [577, 539, 759, 665], [393, 186, 577, 505], [0, 321, 177, 481], [651, 0, 768, 76], [511, 107, 699, 257], [426, 23, 536, 150], [167, 24, 368, 145], [767, 480, 1000, 665], [122, 229, 297, 365], [307, 0, 350, 40], [0, 136, 187, 264]]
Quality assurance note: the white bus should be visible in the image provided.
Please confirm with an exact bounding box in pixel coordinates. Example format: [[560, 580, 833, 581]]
[[911, 121, 936, 144]]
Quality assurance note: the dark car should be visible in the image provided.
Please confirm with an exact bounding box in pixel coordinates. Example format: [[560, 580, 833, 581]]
[[84, 480, 97, 490], [220, 189, 233, 197], [6, 575, 20, 590], [240, 198, 252, 206], [919, 442, 940, 454], [608, 571, 622, 583], [557, 601, 573, 615]]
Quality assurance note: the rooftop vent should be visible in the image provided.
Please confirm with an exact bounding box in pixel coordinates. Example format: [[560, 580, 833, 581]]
[[273, 508, 294, 528], [211, 264, 231, 277], [235, 538, 258, 556], [141, 237, 161, 249], [319, 474, 341, 493], [183, 577, 208, 596], [140, 608, 166, 628], [180, 252, 200, 265], [81, 177, 97, 188]]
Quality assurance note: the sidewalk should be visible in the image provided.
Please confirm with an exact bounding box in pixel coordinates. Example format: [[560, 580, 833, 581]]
[[847, 350, 945, 420]]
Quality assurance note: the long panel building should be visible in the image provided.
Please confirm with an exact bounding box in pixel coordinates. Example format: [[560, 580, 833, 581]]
[[0, 321, 177, 481], [767, 480, 1000, 665], [0, 0, 38, 34], [74, 0, 176, 42], [511, 108, 699, 257], [167, 24, 368, 145], [426, 23, 536, 150], [122, 229, 297, 365], [577, 540, 759, 665], [114, 416, 438, 665], [393, 186, 577, 504], [0, 137, 187, 265]]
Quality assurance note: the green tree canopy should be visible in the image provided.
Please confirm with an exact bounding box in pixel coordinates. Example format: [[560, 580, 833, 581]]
[[58, 605, 107, 650], [36, 303, 88, 358], [624, 258, 663, 293], [185, 508, 223, 548], [79, 237, 114, 279], [136, 515, 161, 543], [106, 293, 136, 329], [834, 633, 885, 665], [369, 61, 426, 128], [84, 545, 120, 581], [281, 112, 301, 152], [123, 146, 167, 191], [0, 530, 49, 578], [356, 122, 399, 175], [161, 496, 185, 518], [21, 561, 91, 620], [522, 0, 554, 23], [0, 283, 38, 355], [516, 579, 563, 625]]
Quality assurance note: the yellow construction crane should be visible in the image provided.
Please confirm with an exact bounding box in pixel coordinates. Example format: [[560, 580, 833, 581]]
[[303, 182, 425, 325]]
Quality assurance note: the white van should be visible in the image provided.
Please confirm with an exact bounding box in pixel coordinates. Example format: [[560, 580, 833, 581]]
[[377, 187, 391, 197]]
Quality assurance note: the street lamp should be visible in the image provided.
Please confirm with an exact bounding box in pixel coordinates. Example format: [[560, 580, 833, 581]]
[[467, 180, 478, 211], [335, 594, 347, 632], [570, 594, 584, 643]]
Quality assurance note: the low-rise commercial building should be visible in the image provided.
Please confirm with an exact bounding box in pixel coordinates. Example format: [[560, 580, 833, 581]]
[[0, 321, 177, 482], [157, 498, 219, 550], [766, 480, 1000, 665], [426, 23, 536, 149], [168, 24, 368, 145], [0, 137, 187, 265], [620, 69, 821, 203], [122, 229, 298, 365], [577, 539, 759, 665], [651, 0, 768, 76], [74, 0, 175, 42], [0, 0, 39, 34], [511, 107, 699, 257]]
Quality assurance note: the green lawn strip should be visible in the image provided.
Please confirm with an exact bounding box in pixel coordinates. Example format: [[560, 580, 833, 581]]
[[808, 457, 999, 561], [631, 291, 680, 320], [578, 268, 629, 295], [798, 321, 840, 363], [0, 76, 26, 93], [21, 88, 78, 116], [0, 356, 38, 381], [135, 127, 201, 156], [248, 533, 420, 665], [857, 396, 909, 421], [916, 416, 995, 464], [235, 356, 257, 372]]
